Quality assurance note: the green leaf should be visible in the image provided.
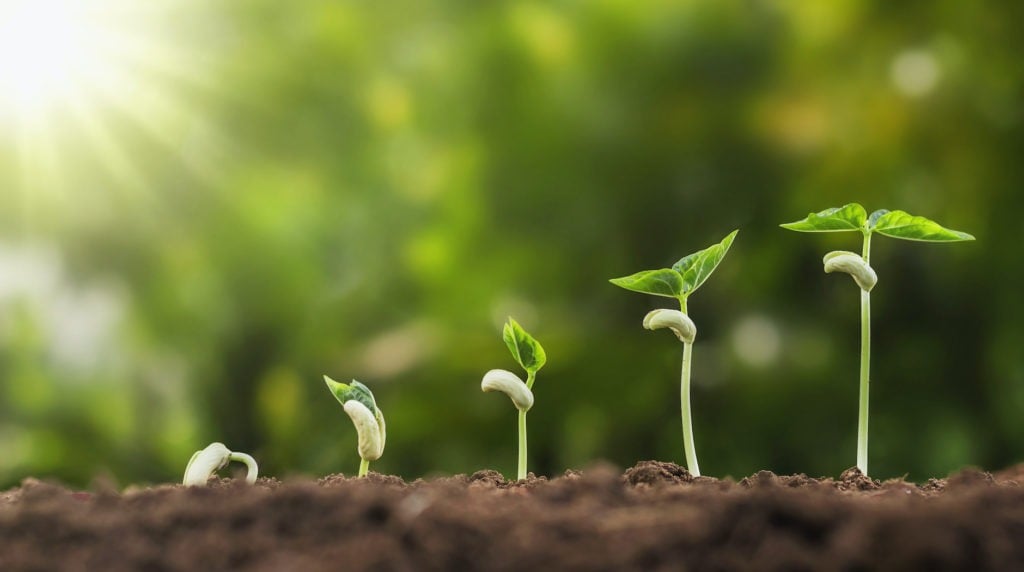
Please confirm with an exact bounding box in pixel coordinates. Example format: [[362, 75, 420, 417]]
[[503, 318, 546, 374], [672, 230, 738, 296], [609, 268, 685, 298], [780, 203, 867, 233], [324, 375, 379, 414], [871, 210, 975, 242]]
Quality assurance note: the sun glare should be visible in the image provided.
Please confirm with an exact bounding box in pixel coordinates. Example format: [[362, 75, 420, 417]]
[[0, 1, 108, 117], [0, 0, 219, 203]]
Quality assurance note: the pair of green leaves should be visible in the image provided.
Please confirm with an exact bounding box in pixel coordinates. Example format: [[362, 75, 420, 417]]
[[503, 318, 545, 382], [780, 203, 975, 242], [609, 230, 738, 300]]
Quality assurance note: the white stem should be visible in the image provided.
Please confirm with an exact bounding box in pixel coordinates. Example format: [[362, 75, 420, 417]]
[[229, 452, 259, 484]]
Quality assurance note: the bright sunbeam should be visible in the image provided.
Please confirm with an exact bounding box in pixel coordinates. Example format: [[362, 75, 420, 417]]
[[0, 1, 108, 117], [0, 0, 220, 206]]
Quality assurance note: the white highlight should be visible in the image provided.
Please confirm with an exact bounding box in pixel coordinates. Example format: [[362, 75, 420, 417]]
[[0, 0, 107, 116], [0, 242, 126, 374], [891, 49, 940, 98], [731, 315, 782, 369]]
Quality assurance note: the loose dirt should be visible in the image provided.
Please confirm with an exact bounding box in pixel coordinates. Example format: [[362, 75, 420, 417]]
[[2, 461, 1023, 571]]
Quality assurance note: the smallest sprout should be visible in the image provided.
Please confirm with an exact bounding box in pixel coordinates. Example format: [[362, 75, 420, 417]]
[[183, 442, 258, 487]]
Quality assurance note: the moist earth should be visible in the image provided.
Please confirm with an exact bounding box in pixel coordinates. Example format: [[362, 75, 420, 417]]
[[2, 461, 1023, 571]]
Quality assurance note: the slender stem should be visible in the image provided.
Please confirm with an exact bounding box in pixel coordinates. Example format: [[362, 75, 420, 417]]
[[857, 233, 872, 475], [517, 409, 528, 480], [680, 341, 700, 476], [228, 452, 259, 484], [358, 458, 370, 477], [516, 371, 535, 481], [678, 297, 700, 477]]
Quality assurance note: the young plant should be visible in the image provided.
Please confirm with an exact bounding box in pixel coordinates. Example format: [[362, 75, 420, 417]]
[[610, 230, 738, 476], [324, 376, 386, 477], [781, 204, 974, 475], [481, 317, 546, 481], [183, 442, 258, 486]]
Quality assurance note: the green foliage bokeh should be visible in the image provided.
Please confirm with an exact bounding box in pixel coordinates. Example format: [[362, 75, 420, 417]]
[[0, 0, 1020, 488]]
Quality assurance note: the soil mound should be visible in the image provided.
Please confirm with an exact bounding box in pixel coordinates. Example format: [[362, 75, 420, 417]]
[[1, 462, 1023, 571]]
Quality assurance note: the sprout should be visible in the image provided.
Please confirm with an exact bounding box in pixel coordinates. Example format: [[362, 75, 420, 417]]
[[324, 376, 386, 477], [782, 204, 974, 475], [182, 442, 258, 487], [481, 318, 546, 480], [610, 230, 738, 477]]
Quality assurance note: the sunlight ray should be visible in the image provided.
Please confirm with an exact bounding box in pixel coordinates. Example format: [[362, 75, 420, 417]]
[[0, 0, 222, 210], [62, 92, 150, 200]]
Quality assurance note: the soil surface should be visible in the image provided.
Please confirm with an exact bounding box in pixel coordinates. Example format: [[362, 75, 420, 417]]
[[2, 461, 1024, 571]]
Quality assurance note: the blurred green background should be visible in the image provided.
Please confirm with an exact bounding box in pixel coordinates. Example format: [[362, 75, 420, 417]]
[[0, 0, 1019, 488]]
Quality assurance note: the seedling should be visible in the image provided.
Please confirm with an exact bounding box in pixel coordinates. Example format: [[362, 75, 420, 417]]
[[183, 442, 258, 486], [324, 376, 386, 477], [781, 204, 974, 475], [610, 230, 738, 476], [481, 318, 546, 481]]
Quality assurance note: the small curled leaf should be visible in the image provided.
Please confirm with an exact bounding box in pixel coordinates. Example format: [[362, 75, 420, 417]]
[[481, 368, 534, 412], [643, 308, 696, 343], [343, 400, 386, 461], [503, 318, 546, 375], [823, 251, 877, 292], [324, 376, 379, 416]]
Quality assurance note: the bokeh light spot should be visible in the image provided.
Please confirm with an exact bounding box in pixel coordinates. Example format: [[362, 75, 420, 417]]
[[731, 314, 782, 369]]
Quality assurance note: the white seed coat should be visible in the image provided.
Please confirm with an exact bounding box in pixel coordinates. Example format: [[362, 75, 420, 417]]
[[344, 400, 386, 461], [481, 369, 534, 412], [643, 308, 697, 343], [823, 251, 877, 292]]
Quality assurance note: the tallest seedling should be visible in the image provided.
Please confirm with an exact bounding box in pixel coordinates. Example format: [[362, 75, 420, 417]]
[[610, 230, 738, 476], [781, 204, 974, 475]]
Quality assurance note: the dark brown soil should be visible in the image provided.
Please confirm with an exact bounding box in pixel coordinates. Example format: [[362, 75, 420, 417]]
[[2, 461, 1024, 571]]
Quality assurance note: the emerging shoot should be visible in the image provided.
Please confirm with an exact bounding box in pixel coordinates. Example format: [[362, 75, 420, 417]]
[[182, 442, 258, 486], [610, 230, 738, 476], [481, 317, 546, 481], [324, 376, 387, 477], [782, 204, 974, 475]]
